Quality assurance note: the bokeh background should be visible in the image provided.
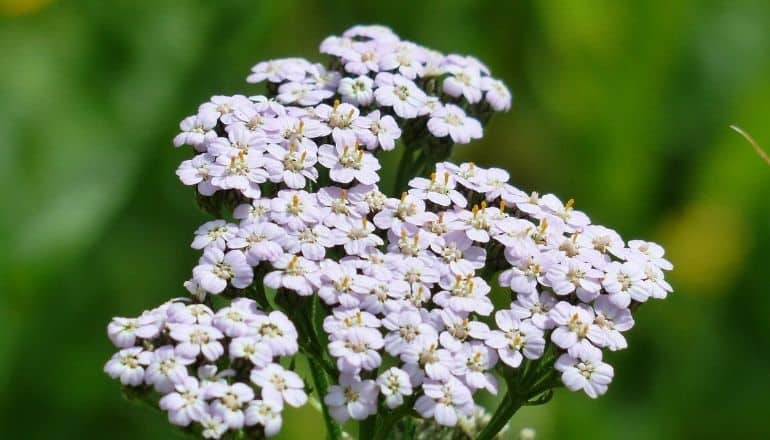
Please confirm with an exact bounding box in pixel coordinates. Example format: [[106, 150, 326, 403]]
[[1, 0, 769, 438]]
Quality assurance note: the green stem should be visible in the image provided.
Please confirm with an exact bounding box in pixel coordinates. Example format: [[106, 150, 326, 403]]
[[372, 398, 414, 440], [308, 357, 343, 440], [393, 147, 417, 194], [475, 392, 523, 440], [359, 415, 376, 440]]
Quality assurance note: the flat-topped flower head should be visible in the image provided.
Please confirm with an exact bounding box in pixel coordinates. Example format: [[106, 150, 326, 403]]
[[107, 24, 674, 440]]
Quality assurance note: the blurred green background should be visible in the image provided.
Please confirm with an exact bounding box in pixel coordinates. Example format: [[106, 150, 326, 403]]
[[1, 0, 769, 438]]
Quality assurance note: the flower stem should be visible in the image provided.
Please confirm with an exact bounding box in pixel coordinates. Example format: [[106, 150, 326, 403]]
[[372, 397, 415, 440], [308, 357, 343, 440], [475, 392, 523, 440]]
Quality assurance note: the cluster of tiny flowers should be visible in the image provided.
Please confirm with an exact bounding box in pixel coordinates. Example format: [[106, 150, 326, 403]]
[[180, 155, 672, 428], [104, 298, 305, 438], [107, 24, 672, 439]]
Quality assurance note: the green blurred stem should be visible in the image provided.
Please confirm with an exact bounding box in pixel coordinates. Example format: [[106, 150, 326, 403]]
[[372, 401, 414, 440], [393, 147, 418, 195], [475, 392, 523, 440], [308, 357, 343, 440], [359, 415, 376, 440]]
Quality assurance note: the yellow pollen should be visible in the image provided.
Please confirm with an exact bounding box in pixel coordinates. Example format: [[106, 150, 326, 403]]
[[341, 189, 347, 200], [288, 255, 299, 270], [292, 194, 300, 207], [333, 99, 340, 110], [401, 192, 407, 202], [431, 172, 437, 183], [566, 198, 575, 210], [444, 172, 450, 185], [539, 218, 549, 233]]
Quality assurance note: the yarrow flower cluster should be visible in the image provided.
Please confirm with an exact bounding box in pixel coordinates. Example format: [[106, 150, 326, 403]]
[[106, 25, 672, 440], [105, 298, 303, 437]]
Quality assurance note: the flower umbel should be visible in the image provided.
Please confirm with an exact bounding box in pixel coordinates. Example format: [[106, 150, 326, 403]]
[[105, 24, 672, 440]]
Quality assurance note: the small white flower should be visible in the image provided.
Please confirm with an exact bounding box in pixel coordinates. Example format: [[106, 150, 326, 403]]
[[269, 190, 323, 231], [602, 261, 647, 308], [324, 374, 378, 422], [443, 65, 483, 104], [227, 221, 285, 265], [545, 257, 603, 302], [486, 312, 545, 368], [263, 141, 319, 189], [169, 323, 225, 361], [176, 154, 218, 196], [276, 81, 333, 106], [251, 363, 308, 408], [319, 131, 381, 185], [481, 77, 512, 111], [174, 113, 218, 148], [415, 378, 474, 427], [145, 345, 195, 393], [383, 310, 437, 356], [592, 295, 634, 351], [549, 302, 603, 359], [329, 327, 384, 373], [376, 367, 413, 409], [247, 58, 310, 83], [374, 72, 427, 119], [331, 218, 384, 256], [229, 336, 273, 367], [338, 75, 375, 106], [365, 110, 401, 151], [159, 377, 208, 426], [205, 382, 254, 429], [104, 347, 151, 386], [555, 351, 614, 398], [191, 220, 238, 251], [199, 410, 229, 439], [427, 104, 482, 144], [234, 198, 272, 224], [433, 275, 493, 316], [244, 399, 283, 437], [437, 309, 490, 352], [193, 248, 253, 294], [451, 341, 499, 393], [252, 311, 299, 356], [401, 333, 453, 382], [282, 224, 335, 261], [409, 171, 468, 207], [264, 255, 319, 296], [107, 314, 162, 348]]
